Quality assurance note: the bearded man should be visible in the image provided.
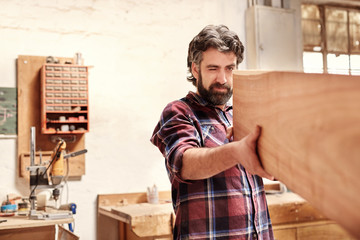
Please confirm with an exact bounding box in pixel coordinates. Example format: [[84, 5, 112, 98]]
[[151, 25, 274, 240]]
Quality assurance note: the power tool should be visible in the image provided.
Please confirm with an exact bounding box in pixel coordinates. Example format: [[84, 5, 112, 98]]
[[27, 126, 87, 220]]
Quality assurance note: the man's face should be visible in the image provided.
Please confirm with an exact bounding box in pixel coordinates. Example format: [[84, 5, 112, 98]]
[[192, 47, 237, 107]]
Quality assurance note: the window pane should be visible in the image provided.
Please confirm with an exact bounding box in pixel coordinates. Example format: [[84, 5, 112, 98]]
[[326, 8, 348, 53], [302, 20, 322, 50], [350, 55, 360, 75], [302, 5, 322, 51], [349, 11, 360, 54], [302, 4, 320, 19], [303, 52, 323, 73], [327, 54, 349, 75]]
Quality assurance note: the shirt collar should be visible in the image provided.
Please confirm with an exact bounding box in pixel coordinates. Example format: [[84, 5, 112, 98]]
[[187, 91, 233, 112]]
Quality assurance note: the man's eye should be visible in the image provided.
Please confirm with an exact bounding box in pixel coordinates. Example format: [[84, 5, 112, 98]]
[[227, 67, 234, 71]]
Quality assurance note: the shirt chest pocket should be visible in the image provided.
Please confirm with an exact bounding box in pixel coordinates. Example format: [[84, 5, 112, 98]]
[[199, 123, 228, 147]]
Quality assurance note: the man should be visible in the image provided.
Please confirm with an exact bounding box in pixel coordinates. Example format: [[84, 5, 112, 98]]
[[151, 25, 274, 239]]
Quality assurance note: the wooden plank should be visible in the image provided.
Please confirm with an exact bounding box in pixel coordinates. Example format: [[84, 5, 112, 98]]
[[17, 55, 86, 178], [58, 225, 79, 240], [98, 206, 131, 224], [233, 71, 360, 238], [272, 221, 354, 240], [124, 223, 152, 240], [97, 191, 172, 207], [0, 215, 73, 230], [296, 223, 355, 240], [110, 203, 173, 219], [272, 228, 297, 240], [96, 213, 120, 240], [110, 203, 173, 237], [119, 221, 126, 240]]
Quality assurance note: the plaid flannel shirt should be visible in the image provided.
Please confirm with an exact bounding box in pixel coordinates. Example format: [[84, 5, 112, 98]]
[[151, 92, 274, 240]]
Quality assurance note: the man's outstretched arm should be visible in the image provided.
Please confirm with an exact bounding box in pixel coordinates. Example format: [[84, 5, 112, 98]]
[[181, 125, 274, 180]]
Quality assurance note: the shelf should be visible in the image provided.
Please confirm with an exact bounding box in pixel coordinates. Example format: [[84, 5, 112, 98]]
[[48, 120, 88, 123], [41, 64, 89, 135], [42, 129, 89, 135]]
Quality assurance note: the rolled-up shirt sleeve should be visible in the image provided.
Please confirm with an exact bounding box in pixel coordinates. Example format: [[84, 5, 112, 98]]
[[150, 100, 201, 184]]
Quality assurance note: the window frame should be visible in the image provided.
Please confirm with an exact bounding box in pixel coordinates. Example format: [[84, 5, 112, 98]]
[[302, 3, 360, 75]]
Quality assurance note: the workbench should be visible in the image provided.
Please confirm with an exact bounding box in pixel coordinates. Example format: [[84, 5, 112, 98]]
[[97, 191, 173, 240], [0, 215, 74, 240], [266, 193, 354, 240], [97, 191, 354, 240]]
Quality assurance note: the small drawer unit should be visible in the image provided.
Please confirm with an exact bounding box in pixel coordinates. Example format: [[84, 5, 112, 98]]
[[41, 64, 89, 134]]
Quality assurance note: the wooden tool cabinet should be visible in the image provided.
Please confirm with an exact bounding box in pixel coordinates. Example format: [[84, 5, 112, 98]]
[[17, 55, 89, 179], [40, 64, 89, 134]]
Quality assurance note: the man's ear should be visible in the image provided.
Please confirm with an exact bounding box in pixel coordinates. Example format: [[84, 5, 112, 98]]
[[191, 62, 199, 80]]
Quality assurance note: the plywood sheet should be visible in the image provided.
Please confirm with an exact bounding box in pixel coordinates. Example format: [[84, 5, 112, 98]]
[[233, 71, 360, 238]]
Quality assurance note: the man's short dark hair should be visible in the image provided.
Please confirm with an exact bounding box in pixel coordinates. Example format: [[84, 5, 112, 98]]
[[187, 25, 245, 86]]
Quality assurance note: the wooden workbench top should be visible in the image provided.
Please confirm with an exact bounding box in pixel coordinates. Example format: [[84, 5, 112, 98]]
[[110, 202, 173, 219], [0, 215, 73, 230], [99, 202, 174, 237]]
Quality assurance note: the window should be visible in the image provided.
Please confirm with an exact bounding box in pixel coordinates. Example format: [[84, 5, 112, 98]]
[[302, 4, 360, 75]]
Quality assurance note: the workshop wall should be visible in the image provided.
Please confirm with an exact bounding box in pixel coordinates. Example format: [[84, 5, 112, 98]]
[[0, 0, 249, 239]]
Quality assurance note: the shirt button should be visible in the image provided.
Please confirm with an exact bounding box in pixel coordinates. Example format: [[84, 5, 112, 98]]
[[252, 233, 257, 239]]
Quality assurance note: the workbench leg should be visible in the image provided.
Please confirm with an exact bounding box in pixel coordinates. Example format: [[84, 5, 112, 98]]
[[119, 221, 126, 240]]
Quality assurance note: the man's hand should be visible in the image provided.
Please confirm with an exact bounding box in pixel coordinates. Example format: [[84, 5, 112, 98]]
[[231, 125, 274, 180], [226, 126, 233, 140]]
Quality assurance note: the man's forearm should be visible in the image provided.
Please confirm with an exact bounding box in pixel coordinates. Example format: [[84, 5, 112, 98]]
[[181, 142, 241, 180], [180, 126, 274, 180]]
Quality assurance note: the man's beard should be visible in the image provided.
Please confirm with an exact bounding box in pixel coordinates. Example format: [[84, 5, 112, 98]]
[[197, 71, 233, 106]]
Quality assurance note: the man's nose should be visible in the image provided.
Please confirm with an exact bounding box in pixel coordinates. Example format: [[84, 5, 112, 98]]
[[216, 70, 227, 84]]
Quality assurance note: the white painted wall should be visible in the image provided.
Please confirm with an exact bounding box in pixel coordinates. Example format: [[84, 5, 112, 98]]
[[0, 0, 250, 239]]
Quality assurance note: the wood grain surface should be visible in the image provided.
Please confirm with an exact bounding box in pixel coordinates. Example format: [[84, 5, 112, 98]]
[[233, 71, 360, 238], [110, 203, 173, 237]]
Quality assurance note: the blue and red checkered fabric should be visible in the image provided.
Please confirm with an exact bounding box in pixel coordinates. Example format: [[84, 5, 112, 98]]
[[151, 92, 274, 240]]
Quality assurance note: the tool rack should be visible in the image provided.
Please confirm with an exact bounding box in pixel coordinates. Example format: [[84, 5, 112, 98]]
[[17, 55, 87, 179], [40, 64, 89, 134]]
